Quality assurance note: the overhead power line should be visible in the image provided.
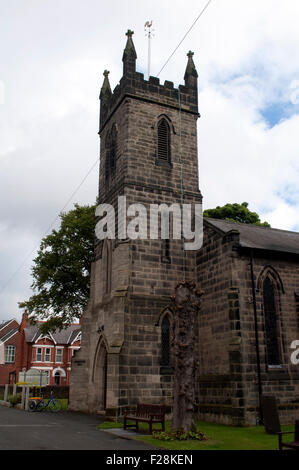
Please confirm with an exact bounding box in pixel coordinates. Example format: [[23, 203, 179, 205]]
[[0, 157, 99, 296], [156, 0, 213, 77], [1, 2, 213, 296]]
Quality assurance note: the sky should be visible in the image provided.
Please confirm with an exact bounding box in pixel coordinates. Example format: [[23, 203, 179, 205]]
[[0, 0, 299, 323]]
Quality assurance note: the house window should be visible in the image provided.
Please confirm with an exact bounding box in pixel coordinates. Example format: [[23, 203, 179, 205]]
[[161, 316, 171, 366], [263, 276, 281, 366], [36, 348, 42, 362], [44, 370, 50, 385], [56, 348, 63, 363], [44, 348, 51, 362], [157, 118, 171, 163], [5, 345, 15, 363]]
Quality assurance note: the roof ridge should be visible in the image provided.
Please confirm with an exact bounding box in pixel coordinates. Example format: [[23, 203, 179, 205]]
[[204, 217, 299, 236]]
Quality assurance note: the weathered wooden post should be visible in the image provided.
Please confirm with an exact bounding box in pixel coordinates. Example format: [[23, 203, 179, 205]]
[[171, 280, 203, 432]]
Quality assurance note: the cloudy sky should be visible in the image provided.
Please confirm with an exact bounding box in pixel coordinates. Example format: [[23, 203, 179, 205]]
[[1, 0, 299, 323]]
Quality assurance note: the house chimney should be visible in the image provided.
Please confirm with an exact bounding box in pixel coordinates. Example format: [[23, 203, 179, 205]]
[[21, 309, 29, 329]]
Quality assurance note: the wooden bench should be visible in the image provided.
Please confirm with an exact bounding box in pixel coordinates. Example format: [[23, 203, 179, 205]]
[[278, 420, 299, 450], [123, 403, 166, 434]]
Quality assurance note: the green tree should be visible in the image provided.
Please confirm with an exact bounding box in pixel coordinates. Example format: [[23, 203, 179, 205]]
[[19, 203, 96, 333], [203, 202, 271, 227]]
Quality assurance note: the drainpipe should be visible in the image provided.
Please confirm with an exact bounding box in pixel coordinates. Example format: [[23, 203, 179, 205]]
[[249, 248, 263, 425]]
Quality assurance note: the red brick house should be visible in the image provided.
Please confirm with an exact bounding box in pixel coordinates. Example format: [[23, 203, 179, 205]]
[[0, 319, 20, 384], [0, 312, 81, 386]]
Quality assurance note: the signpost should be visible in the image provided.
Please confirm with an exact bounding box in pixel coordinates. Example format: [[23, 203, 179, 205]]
[[18, 369, 48, 387]]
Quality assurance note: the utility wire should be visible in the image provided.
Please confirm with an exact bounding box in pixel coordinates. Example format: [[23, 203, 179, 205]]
[[178, 89, 186, 280], [0, 157, 100, 296], [157, 0, 213, 276], [156, 0, 213, 77], [1, 1, 213, 295]]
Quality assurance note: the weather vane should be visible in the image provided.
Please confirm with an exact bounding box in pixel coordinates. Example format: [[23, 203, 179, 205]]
[[144, 20, 154, 79]]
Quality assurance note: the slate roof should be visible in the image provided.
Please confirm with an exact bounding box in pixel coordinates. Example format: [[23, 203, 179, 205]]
[[24, 323, 81, 345], [204, 218, 299, 255], [0, 320, 14, 334], [67, 328, 81, 344], [0, 327, 19, 342], [0, 320, 19, 342]]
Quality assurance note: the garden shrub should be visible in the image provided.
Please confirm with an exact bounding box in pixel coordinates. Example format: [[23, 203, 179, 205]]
[[7, 394, 22, 406]]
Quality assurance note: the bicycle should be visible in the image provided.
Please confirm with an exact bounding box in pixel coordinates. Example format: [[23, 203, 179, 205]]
[[28, 390, 62, 412]]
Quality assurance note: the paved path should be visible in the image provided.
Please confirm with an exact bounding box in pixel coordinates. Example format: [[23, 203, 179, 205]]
[[0, 406, 156, 450]]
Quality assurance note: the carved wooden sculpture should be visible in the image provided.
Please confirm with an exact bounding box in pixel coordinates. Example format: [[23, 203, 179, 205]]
[[171, 281, 204, 431]]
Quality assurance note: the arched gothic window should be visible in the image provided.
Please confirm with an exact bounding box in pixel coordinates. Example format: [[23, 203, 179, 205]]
[[103, 240, 112, 294], [105, 124, 117, 180], [157, 118, 171, 163], [92, 338, 108, 410], [263, 276, 281, 366], [161, 239, 171, 263], [161, 315, 171, 366]]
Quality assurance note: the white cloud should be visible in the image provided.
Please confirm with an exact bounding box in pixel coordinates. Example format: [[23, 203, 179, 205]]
[[0, 0, 299, 322]]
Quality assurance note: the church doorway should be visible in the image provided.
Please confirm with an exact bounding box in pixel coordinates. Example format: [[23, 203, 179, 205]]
[[93, 340, 108, 410]]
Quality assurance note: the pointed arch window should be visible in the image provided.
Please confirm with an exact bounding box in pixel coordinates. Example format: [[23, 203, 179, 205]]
[[161, 239, 171, 264], [92, 338, 108, 410], [161, 315, 171, 366], [103, 240, 112, 294], [263, 276, 281, 366], [105, 124, 117, 181], [157, 118, 171, 164]]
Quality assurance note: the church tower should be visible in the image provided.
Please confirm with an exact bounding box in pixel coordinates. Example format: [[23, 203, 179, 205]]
[[69, 30, 202, 418]]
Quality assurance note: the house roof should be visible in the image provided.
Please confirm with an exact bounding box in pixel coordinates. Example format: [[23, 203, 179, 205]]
[[0, 319, 19, 342], [68, 328, 81, 344], [24, 323, 81, 345], [204, 218, 299, 255], [0, 319, 14, 333], [0, 327, 19, 343]]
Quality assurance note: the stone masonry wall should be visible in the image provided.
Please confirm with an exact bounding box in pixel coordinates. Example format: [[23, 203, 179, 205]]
[[196, 226, 245, 425], [70, 54, 202, 417], [233, 249, 299, 425]]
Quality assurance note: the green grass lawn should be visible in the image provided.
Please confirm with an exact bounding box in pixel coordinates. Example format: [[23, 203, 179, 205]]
[[59, 399, 68, 410], [29, 397, 69, 410], [97, 420, 295, 450]]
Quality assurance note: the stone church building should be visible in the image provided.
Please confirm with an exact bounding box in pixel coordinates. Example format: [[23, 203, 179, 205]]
[[69, 30, 299, 425]]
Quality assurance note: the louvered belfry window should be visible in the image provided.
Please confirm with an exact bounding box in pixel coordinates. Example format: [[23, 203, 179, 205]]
[[263, 276, 281, 366], [157, 118, 171, 163]]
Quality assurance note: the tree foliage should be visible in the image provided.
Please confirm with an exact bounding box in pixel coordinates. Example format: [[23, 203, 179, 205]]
[[19, 201, 270, 333], [203, 202, 271, 227], [19, 203, 96, 333]]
